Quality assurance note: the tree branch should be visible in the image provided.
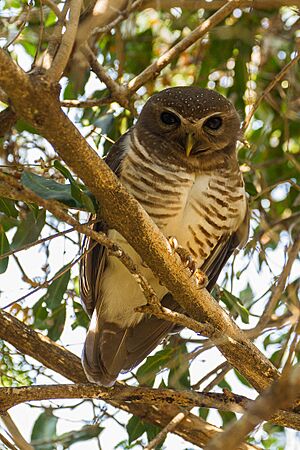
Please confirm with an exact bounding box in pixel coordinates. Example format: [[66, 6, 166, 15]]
[[46, 0, 83, 80], [1, 380, 300, 431], [127, 1, 239, 93], [0, 47, 280, 394], [243, 50, 300, 130], [205, 364, 300, 450], [81, 44, 131, 110], [1, 414, 34, 450]]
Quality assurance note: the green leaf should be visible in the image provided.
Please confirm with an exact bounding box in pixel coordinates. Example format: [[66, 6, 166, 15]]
[[219, 410, 236, 428], [199, 407, 209, 421], [53, 160, 75, 182], [168, 341, 190, 389], [72, 300, 89, 330], [219, 288, 250, 324], [145, 423, 164, 448], [40, 267, 70, 310], [94, 113, 114, 135], [33, 267, 70, 340], [0, 228, 10, 273], [11, 208, 45, 250], [21, 171, 97, 212], [126, 416, 146, 444], [31, 410, 58, 450], [0, 197, 18, 218], [47, 304, 66, 341], [16, 118, 38, 134], [136, 347, 174, 386], [0, 214, 19, 232], [56, 425, 103, 448], [234, 370, 252, 387]]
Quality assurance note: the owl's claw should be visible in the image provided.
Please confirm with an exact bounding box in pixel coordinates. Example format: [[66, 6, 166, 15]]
[[193, 268, 208, 289], [167, 236, 207, 288]]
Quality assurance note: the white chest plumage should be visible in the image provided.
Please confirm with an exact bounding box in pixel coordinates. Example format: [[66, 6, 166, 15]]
[[99, 133, 246, 327]]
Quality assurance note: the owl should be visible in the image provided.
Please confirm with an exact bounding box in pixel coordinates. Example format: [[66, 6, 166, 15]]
[[80, 86, 249, 386]]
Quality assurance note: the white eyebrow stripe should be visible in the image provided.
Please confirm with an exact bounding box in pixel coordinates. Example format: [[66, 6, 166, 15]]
[[160, 107, 224, 125]]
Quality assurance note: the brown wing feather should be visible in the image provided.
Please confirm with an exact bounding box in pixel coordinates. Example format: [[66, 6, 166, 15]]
[[80, 130, 132, 317]]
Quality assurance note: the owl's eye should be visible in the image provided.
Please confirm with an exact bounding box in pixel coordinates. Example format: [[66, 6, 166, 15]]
[[160, 111, 180, 126], [204, 116, 222, 130]]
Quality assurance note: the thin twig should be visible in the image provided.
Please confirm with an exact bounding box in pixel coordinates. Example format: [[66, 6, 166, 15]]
[[81, 45, 130, 109], [32, 0, 45, 67], [127, 1, 239, 93], [3, 4, 32, 50], [47, 0, 82, 80], [0, 227, 75, 261], [43, 0, 63, 19], [1, 413, 34, 450], [144, 411, 189, 450], [243, 51, 300, 130], [61, 96, 112, 108], [90, 0, 145, 39], [254, 236, 300, 333], [2, 240, 97, 310], [137, 304, 213, 337], [0, 432, 17, 450], [42, 0, 70, 69], [192, 361, 228, 390]]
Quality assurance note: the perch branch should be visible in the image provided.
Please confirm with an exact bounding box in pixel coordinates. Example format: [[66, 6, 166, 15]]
[[1, 382, 300, 431]]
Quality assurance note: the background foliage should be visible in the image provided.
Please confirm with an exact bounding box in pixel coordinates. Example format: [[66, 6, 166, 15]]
[[0, 1, 299, 449]]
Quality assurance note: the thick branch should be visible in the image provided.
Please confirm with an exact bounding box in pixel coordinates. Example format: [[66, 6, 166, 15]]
[[0, 47, 279, 393], [1, 380, 300, 431]]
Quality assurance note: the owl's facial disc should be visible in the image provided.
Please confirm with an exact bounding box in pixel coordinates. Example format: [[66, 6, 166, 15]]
[[137, 87, 241, 158]]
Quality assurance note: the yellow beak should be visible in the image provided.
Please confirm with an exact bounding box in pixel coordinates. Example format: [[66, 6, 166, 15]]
[[185, 133, 196, 157]]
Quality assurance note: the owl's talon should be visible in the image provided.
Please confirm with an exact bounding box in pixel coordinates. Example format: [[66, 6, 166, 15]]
[[167, 236, 179, 253], [193, 269, 208, 289], [168, 237, 197, 274]]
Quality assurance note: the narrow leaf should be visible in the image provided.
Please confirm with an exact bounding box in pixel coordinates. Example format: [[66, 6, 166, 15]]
[[11, 208, 45, 250], [0, 197, 18, 218], [0, 228, 10, 274], [31, 410, 57, 450]]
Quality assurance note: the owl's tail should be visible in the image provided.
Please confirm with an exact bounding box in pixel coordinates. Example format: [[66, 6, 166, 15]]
[[82, 297, 180, 386]]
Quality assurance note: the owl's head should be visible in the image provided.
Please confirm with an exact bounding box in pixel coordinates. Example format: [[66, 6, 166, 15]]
[[136, 87, 241, 158]]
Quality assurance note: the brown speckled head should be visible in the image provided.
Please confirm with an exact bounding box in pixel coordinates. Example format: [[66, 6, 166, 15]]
[[136, 86, 241, 168]]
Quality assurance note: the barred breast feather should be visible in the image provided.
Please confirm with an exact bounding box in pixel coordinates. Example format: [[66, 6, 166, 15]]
[[81, 121, 248, 386], [96, 130, 247, 328]]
